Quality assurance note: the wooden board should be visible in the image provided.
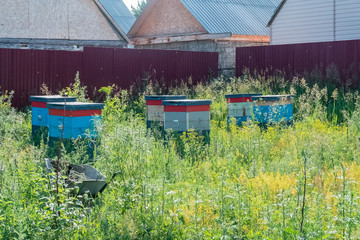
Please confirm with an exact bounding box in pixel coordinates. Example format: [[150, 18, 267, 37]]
[[188, 112, 210, 131], [254, 99, 292, 106], [32, 107, 49, 127], [253, 104, 293, 123], [164, 112, 187, 132], [48, 115, 100, 139], [227, 102, 254, 117], [164, 111, 210, 131], [147, 105, 165, 122]]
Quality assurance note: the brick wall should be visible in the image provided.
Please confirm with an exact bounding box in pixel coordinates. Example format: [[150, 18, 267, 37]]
[[129, 0, 206, 38], [136, 40, 268, 76]]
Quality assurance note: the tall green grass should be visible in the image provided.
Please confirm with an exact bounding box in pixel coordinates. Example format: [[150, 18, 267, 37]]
[[1, 71, 360, 239]]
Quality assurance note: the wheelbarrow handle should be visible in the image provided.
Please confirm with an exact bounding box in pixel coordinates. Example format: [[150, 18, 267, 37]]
[[98, 171, 122, 195], [111, 171, 121, 181]]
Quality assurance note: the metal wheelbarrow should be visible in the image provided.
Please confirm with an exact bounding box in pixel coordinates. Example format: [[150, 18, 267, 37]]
[[45, 159, 118, 197]]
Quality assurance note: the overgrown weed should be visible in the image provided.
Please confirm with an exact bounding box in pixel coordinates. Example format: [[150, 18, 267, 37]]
[[1, 70, 360, 238]]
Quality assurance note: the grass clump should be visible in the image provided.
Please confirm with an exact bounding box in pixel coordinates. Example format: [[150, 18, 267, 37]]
[[1, 71, 360, 239]]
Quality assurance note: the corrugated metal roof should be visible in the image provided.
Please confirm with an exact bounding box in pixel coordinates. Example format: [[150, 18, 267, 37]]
[[98, 0, 136, 34], [267, 0, 286, 27], [180, 0, 282, 36]]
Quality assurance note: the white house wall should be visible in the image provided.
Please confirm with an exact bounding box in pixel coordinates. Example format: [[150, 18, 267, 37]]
[[335, 0, 360, 41], [0, 0, 120, 41], [271, 0, 360, 45], [271, 0, 334, 45]]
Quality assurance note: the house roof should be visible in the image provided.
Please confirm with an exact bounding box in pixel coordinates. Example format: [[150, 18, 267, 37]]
[[97, 0, 136, 34], [267, 0, 286, 27], [180, 0, 282, 36], [128, 0, 282, 38]]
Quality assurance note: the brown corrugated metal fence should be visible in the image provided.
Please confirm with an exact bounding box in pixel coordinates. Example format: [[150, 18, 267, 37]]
[[0, 47, 218, 108], [236, 39, 360, 84]]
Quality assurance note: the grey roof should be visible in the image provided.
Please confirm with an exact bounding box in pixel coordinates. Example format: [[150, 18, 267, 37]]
[[98, 0, 136, 34], [180, 0, 282, 36], [145, 95, 186, 100], [162, 99, 212, 106], [47, 102, 104, 110], [267, 0, 286, 27], [30, 95, 76, 103]]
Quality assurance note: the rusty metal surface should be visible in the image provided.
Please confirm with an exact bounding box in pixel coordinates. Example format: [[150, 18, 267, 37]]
[[236, 39, 360, 84], [0, 47, 218, 108]]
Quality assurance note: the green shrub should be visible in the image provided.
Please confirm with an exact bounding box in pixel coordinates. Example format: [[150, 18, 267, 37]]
[[1, 71, 360, 239]]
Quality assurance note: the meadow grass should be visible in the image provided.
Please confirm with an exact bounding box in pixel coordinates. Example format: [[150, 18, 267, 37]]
[[1, 72, 360, 239]]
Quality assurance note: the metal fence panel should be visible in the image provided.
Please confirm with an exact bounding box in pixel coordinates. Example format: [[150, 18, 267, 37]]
[[236, 39, 360, 84], [0, 47, 218, 108]]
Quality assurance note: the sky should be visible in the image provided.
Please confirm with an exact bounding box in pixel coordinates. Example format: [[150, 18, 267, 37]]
[[123, 0, 141, 9]]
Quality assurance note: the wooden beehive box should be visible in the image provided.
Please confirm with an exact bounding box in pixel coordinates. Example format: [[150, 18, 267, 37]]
[[225, 93, 262, 124], [252, 95, 293, 124], [47, 102, 104, 140], [145, 95, 186, 128], [30, 95, 76, 135], [162, 99, 212, 132]]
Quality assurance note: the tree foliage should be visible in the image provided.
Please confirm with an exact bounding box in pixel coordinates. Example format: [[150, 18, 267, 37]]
[[131, 0, 148, 18]]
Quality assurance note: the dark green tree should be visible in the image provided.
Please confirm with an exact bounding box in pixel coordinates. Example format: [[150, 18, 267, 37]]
[[131, 0, 148, 18]]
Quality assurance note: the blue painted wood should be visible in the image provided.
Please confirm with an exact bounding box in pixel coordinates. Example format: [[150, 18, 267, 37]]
[[252, 95, 293, 102], [30, 95, 77, 138], [71, 116, 100, 128], [31, 107, 49, 126], [253, 104, 293, 123], [49, 115, 101, 139], [49, 116, 72, 139]]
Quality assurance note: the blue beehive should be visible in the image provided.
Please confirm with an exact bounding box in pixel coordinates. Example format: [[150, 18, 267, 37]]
[[252, 95, 293, 124], [30, 95, 76, 136], [145, 95, 186, 128], [47, 102, 104, 140], [225, 93, 262, 125], [162, 99, 212, 132]]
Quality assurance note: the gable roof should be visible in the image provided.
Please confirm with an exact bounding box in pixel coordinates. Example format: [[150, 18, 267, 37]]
[[97, 0, 136, 34], [129, 0, 282, 38], [267, 0, 286, 27], [180, 0, 282, 36]]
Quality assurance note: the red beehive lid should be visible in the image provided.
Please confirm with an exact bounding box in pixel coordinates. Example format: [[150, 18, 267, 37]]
[[145, 95, 186, 106], [47, 102, 104, 117], [225, 93, 262, 103], [162, 99, 212, 112]]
